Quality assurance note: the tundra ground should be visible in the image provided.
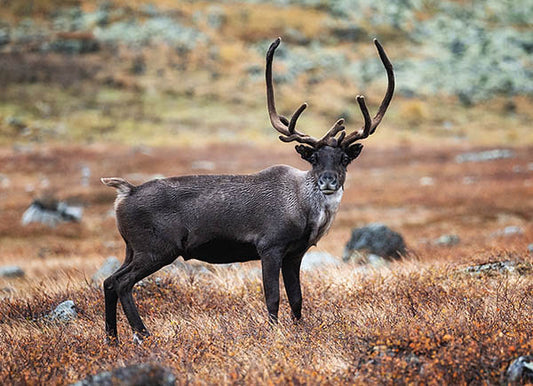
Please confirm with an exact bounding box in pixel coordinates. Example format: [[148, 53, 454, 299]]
[[0, 143, 531, 384]]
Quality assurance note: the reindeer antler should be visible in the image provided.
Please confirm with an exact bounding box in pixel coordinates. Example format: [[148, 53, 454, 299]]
[[266, 38, 394, 149], [340, 39, 395, 148], [266, 38, 346, 148]]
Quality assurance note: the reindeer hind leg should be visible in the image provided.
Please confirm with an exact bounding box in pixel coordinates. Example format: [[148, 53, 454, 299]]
[[116, 249, 177, 343], [103, 244, 134, 344]]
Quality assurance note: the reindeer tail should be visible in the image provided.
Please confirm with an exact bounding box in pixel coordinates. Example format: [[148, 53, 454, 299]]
[[101, 177, 134, 196]]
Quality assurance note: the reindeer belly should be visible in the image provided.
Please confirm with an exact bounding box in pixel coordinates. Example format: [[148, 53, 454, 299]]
[[183, 239, 261, 264]]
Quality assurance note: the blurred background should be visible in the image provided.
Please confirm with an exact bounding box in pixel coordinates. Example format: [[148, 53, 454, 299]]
[[0, 0, 531, 146], [0, 0, 531, 275]]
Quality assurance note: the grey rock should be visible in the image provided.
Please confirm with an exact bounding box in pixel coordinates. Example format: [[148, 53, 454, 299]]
[[73, 363, 176, 386], [49, 300, 77, 322], [91, 257, 121, 284], [171, 257, 210, 276], [343, 223, 406, 262], [434, 234, 460, 246], [506, 356, 533, 383], [464, 261, 532, 276], [301, 251, 341, 271], [0, 265, 25, 278], [455, 149, 514, 163], [491, 226, 525, 238], [502, 226, 524, 236], [528, 244, 533, 255], [22, 198, 83, 228], [347, 252, 389, 268]]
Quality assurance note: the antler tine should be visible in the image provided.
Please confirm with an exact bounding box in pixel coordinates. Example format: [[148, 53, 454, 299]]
[[342, 38, 395, 147], [278, 133, 320, 146], [288, 103, 308, 134], [316, 119, 345, 147], [342, 95, 371, 144], [337, 130, 346, 144], [266, 37, 310, 139], [370, 39, 395, 134]]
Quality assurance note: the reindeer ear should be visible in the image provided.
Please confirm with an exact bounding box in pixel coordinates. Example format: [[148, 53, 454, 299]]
[[344, 144, 363, 163], [295, 145, 315, 162]]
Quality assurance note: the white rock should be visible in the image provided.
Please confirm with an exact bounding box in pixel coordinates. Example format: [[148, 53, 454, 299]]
[[49, 300, 77, 322], [92, 256, 121, 284], [301, 251, 341, 271], [0, 265, 25, 278]]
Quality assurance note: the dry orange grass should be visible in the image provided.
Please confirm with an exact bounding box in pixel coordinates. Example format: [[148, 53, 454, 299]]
[[2, 258, 532, 384], [0, 143, 532, 384]]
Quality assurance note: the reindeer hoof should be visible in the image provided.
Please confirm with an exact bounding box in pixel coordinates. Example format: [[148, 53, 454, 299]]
[[133, 332, 150, 345]]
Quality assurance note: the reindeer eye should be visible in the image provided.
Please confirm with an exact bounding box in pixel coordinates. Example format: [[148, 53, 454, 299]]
[[310, 154, 318, 165], [341, 154, 351, 166]]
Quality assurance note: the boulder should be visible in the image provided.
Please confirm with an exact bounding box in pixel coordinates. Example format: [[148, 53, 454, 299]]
[[343, 223, 406, 262], [499, 226, 524, 237], [455, 149, 514, 163], [49, 300, 77, 322], [169, 257, 210, 276], [73, 363, 176, 386], [91, 257, 121, 284], [21, 197, 83, 228], [301, 251, 341, 271], [0, 265, 25, 278]]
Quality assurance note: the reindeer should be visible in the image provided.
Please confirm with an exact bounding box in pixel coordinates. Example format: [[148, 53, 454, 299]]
[[101, 38, 394, 344]]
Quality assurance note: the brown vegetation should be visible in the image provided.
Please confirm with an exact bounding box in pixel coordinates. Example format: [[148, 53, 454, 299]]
[[0, 143, 531, 384]]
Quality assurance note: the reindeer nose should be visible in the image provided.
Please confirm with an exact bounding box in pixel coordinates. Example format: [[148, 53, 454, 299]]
[[319, 173, 338, 190]]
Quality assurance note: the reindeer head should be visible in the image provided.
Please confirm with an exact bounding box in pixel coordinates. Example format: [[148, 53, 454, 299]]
[[265, 37, 395, 195]]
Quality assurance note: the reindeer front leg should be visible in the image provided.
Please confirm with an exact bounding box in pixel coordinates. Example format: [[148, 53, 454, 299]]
[[260, 248, 284, 323], [282, 254, 304, 322]]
